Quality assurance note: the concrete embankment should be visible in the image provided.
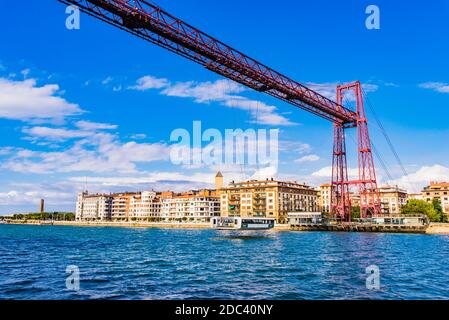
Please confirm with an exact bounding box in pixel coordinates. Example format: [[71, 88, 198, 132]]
[[4, 220, 449, 235], [291, 224, 429, 234], [3, 220, 211, 230], [426, 223, 449, 235]]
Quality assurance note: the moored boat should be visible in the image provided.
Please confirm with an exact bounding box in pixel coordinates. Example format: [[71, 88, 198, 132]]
[[211, 217, 275, 230]]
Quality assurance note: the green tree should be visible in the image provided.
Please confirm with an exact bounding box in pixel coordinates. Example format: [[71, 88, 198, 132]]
[[351, 206, 361, 220], [432, 199, 448, 223], [401, 199, 439, 222]]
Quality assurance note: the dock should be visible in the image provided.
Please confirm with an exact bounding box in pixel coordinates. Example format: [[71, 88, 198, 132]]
[[290, 223, 428, 234]]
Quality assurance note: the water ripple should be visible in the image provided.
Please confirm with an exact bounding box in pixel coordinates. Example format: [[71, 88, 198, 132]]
[[1, 225, 449, 299]]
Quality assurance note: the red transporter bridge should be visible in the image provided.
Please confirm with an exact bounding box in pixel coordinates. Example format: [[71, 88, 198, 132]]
[[59, 0, 381, 221]]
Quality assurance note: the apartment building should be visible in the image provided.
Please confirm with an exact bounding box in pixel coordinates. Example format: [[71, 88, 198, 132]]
[[111, 192, 140, 221], [160, 190, 220, 223], [408, 193, 424, 201], [220, 178, 318, 224], [76, 192, 112, 221], [318, 184, 332, 213], [422, 182, 449, 215], [378, 185, 408, 214], [128, 191, 162, 221], [76, 189, 219, 223]]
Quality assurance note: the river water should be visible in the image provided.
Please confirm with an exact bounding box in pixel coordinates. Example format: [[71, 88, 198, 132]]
[[0, 224, 448, 300]]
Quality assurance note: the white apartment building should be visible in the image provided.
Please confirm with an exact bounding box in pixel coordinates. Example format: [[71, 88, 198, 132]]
[[128, 191, 162, 221], [76, 192, 112, 221], [160, 191, 220, 223], [76, 189, 219, 223]]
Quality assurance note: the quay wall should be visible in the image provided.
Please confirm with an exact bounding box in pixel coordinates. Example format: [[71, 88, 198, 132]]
[[4, 220, 449, 235], [290, 224, 428, 234]]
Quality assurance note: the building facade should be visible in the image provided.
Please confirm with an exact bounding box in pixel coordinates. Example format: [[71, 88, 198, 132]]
[[76, 190, 219, 223], [378, 185, 408, 214], [318, 184, 332, 213], [422, 182, 449, 215], [128, 191, 162, 221], [160, 190, 220, 223], [219, 179, 318, 224], [76, 192, 112, 221]]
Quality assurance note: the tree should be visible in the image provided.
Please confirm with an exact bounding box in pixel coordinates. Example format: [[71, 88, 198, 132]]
[[401, 200, 439, 222], [432, 199, 448, 223], [351, 206, 361, 220]]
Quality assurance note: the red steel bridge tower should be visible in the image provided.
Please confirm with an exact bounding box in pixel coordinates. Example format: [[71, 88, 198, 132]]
[[59, 0, 381, 221]]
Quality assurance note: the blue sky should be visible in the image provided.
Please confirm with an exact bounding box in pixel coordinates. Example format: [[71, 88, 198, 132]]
[[0, 0, 448, 213]]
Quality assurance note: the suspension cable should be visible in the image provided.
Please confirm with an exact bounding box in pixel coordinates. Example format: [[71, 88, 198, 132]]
[[361, 88, 409, 178]]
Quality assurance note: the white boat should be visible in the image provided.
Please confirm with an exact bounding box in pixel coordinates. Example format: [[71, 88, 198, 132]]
[[211, 217, 275, 230]]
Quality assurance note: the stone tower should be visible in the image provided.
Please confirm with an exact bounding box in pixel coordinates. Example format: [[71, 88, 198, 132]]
[[215, 172, 224, 190]]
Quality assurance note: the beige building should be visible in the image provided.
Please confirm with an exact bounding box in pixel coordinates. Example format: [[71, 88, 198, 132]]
[[378, 185, 408, 214], [318, 184, 332, 213], [422, 182, 449, 215], [408, 193, 424, 201], [219, 178, 318, 224]]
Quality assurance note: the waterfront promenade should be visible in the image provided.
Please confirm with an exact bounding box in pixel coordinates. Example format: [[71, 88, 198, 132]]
[[3, 220, 449, 234]]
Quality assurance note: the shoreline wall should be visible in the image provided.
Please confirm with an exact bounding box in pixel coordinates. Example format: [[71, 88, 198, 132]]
[[3, 220, 449, 234]]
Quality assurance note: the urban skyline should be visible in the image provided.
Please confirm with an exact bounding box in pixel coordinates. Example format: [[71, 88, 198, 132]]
[[73, 172, 449, 223]]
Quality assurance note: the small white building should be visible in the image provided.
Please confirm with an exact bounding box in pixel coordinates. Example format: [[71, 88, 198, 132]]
[[288, 212, 323, 225]]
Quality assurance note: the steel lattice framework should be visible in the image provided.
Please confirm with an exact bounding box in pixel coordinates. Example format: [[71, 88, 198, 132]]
[[59, 0, 381, 220]]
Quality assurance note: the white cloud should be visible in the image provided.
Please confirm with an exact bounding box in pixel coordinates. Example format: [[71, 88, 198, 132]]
[[21, 122, 118, 142], [127, 76, 296, 126], [101, 76, 113, 85], [295, 155, 320, 163], [2, 132, 171, 174], [223, 98, 296, 126], [0, 180, 81, 207], [22, 126, 91, 142], [130, 134, 147, 140], [75, 120, 118, 131], [388, 164, 449, 193], [0, 189, 74, 206], [69, 171, 214, 186], [21, 69, 31, 77], [0, 78, 83, 121], [306, 82, 379, 101], [161, 79, 296, 126], [129, 75, 170, 91], [419, 82, 449, 94], [162, 79, 244, 102], [249, 166, 278, 181], [312, 166, 359, 179]]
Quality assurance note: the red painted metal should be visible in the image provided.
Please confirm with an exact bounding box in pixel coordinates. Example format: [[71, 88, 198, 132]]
[[332, 82, 381, 220], [331, 88, 351, 221], [58, 0, 381, 220], [58, 0, 356, 125]]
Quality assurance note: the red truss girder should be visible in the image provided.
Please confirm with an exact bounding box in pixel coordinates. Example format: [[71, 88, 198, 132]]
[[59, 0, 357, 125]]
